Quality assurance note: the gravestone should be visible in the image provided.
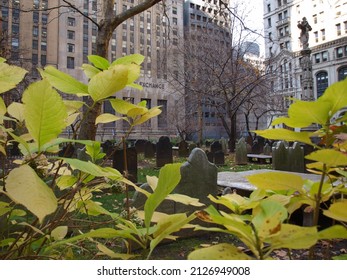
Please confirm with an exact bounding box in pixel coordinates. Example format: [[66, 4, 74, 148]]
[[210, 141, 222, 154], [251, 140, 263, 154], [272, 141, 289, 171], [134, 139, 147, 154], [214, 150, 225, 166], [288, 142, 305, 173], [235, 137, 248, 165], [206, 150, 214, 163], [144, 141, 155, 158], [220, 137, 228, 154], [263, 143, 272, 155], [113, 147, 138, 183], [178, 140, 189, 157], [156, 136, 173, 168], [174, 148, 218, 211]]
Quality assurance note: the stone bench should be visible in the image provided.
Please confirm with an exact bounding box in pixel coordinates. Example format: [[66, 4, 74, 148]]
[[247, 153, 272, 164]]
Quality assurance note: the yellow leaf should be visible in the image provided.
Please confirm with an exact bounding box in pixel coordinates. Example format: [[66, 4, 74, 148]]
[[306, 150, 347, 168], [7, 102, 25, 122], [5, 165, 58, 223], [188, 243, 253, 260], [51, 226, 68, 241], [253, 129, 314, 145], [166, 194, 205, 207], [246, 171, 304, 191], [0, 96, 6, 115], [146, 175, 158, 191], [323, 200, 347, 222], [95, 113, 124, 125]]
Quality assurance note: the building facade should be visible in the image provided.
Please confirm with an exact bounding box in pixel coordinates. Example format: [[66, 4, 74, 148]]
[[0, 0, 185, 141], [263, 0, 347, 122]]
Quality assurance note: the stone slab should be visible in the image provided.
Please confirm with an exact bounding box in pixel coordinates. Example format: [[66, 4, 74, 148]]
[[218, 169, 322, 196]]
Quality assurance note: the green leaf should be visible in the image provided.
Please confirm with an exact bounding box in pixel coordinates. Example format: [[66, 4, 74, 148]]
[[133, 107, 162, 126], [188, 243, 253, 260], [246, 171, 304, 191], [5, 165, 58, 223], [322, 200, 347, 222], [39, 66, 88, 96], [287, 99, 331, 127], [320, 78, 347, 116], [51, 226, 68, 241], [62, 158, 123, 180], [0, 96, 6, 115], [7, 102, 24, 122], [56, 175, 78, 190], [166, 194, 205, 207], [95, 113, 125, 125], [271, 116, 311, 128], [269, 224, 318, 249], [88, 65, 129, 102], [149, 213, 196, 258], [111, 54, 145, 66], [252, 200, 287, 239], [306, 150, 347, 168], [87, 55, 110, 70], [253, 129, 314, 145], [144, 163, 181, 229], [318, 225, 347, 239], [0, 62, 27, 94], [22, 79, 68, 151], [81, 63, 101, 79], [97, 243, 138, 260]]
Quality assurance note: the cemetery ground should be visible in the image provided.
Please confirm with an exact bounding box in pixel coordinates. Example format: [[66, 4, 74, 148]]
[[81, 153, 346, 260]]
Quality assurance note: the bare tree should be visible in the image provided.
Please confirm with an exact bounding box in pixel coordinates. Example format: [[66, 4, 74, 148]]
[[168, 6, 270, 150]]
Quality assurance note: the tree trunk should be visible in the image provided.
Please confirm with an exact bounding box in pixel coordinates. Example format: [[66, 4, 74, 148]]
[[228, 114, 237, 152]]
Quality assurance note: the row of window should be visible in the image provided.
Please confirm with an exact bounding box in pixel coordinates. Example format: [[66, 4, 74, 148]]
[[267, 0, 288, 12], [316, 66, 347, 97]]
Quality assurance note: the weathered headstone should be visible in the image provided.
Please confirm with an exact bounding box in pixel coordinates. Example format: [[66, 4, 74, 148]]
[[205, 140, 211, 148], [178, 140, 189, 157], [174, 148, 218, 210], [206, 150, 214, 163], [210, 140, 222, 154], [113, 147, 138, 183], [144, 140, 155, 158], [251, 140, 263, 154], [156, 136, 173, 168], [214, 150, 225, 166], [288, 142, 305, 173], [263, 143, 272, 155], [134, 139, 147, 154], [235, 137, 248, 165], [272, 141, 289, 171], [220, 137, 228, 154]]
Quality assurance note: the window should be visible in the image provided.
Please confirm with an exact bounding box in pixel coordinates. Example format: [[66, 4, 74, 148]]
[[172, 7, 177, 15], [42, 14, 48, 25], [314, 31, 318, 42], [33, 11, 39, 23], [32, 54, 38, 65], [11, 38, 19, 50], [322, 51, 328, 62], [316, 72, 328, 98], [338, 66, 347, 81], [267, 4, 271, 12], [67, 30, 75, 40], [173, 17, 177, 25], [41, 55, 47, 66], [313, 14, 317, 24], [314, 53, 320, 63], [336, 23, 341, 36], [336, 47, 344, 58], [321, 29, 325, 41], [41, 27, 47, 37], [41, 41, 47, 51], [267, 18, 271, 28], [67, 56, 75, 69], [67, 43, 75, 52], [67, 17, 76, 27], [33, 26, 39, 37], [32, 40, 38, 50], [157, 99, 167, 128], [12, 23, 19, 34]]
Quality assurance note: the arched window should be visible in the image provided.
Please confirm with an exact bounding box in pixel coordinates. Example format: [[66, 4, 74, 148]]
[[338, 66, 347, 81], [316, 71, 328, 98]]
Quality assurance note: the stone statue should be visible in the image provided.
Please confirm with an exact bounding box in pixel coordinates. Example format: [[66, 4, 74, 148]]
[[297, 17, 312, 49]]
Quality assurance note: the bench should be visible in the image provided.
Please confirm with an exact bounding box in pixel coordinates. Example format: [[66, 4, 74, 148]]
[[247, 153, 272, 164]]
